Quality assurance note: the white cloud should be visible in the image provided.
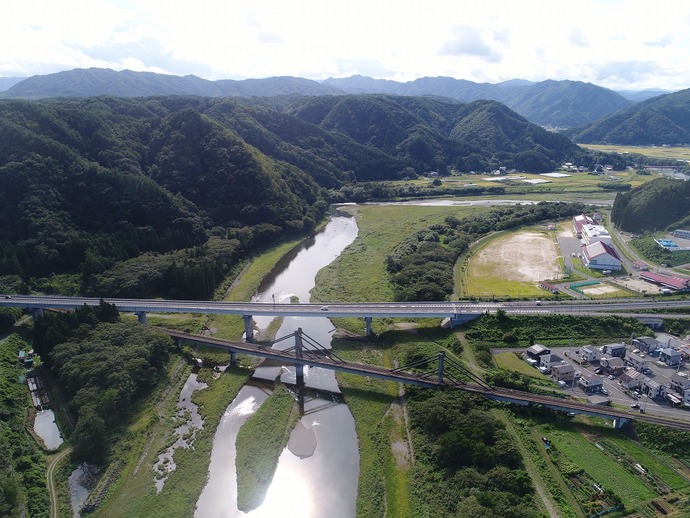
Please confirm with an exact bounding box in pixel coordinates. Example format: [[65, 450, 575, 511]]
[[440, 26, 502, 63], [0, 0, 689, 91]]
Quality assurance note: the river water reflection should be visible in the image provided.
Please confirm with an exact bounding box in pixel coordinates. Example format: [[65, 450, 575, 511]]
[[196, 215, 359, 517]]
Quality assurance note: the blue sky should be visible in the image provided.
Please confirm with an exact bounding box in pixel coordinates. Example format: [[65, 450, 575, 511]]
[[2, 0, 689, 91]]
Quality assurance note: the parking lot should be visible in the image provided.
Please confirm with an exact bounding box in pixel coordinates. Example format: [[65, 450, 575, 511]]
[[535, 346, 690, 421]]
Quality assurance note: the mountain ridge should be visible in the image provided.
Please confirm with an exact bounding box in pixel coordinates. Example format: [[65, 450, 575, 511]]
[[2, 67, 669, 128]]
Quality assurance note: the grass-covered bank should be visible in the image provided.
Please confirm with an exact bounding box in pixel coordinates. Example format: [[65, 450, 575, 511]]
[[313, 204, 478, 304], [206, 236, 309, 340], [332, 328, 465, 517], [94, 362, 251, 517], [235, 382, 299, 512]]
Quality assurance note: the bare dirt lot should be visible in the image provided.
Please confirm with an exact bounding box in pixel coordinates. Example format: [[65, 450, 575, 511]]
[[612, 276, 663, 294], [473, 231, 561, 283], [580, 283, 621, 295]]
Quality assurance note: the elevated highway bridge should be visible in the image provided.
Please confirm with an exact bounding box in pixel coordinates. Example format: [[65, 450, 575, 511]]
[[2, 295, 690, 340]]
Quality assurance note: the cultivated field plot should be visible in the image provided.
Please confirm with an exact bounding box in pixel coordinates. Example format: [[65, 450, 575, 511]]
[[535, 422, 690, 516], [466, 231, 561, 297]]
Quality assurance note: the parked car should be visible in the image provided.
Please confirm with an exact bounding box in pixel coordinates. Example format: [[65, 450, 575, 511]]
[[608, 374, 615, 380], [630, 403, 640, 409]]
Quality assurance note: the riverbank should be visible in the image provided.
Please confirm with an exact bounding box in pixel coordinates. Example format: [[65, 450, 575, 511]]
[[93, 360, 252, 516]]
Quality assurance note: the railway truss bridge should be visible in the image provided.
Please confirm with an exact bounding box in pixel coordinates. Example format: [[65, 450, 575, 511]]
[[170, 328, 690, 432]]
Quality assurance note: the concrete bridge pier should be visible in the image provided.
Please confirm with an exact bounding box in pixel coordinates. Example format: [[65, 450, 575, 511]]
[[29, 308, 44, 321], [176, 337, 183, 350], [365, 317, 373, 337], [135, 311, 148, 325], [613, 417, 629, 429], [230, 350, 238, 366], [243, 315, 254, 342], [295, 327, 304, 385]]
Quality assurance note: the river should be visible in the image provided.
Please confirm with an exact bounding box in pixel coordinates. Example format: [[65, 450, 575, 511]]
[[195, 214, 360, 517]]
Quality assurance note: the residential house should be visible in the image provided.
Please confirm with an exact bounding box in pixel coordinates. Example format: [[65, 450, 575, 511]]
[[682, 388, 690, 407], [656, 333, 687, 350], [579, 374, 603, 394], [602, 343, 627, 359], [642, 378, 665, 400], [539, 353, 566, 371], [618, 368, 643, 390], [551, 363, 575, 384], [580, 346, 600, 362], [632, 337, 662, 356], [600, 356, 625, 375], [625, 351, 649, 373], [581, 241, 622, 271], [525, 344, 551, 362], [669, 372, 690, 394], [659, 348, 682, 367]]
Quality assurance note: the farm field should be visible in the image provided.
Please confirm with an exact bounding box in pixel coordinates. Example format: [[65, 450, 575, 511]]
[[438, 167, 657, 191], [581, 144, 690, 162], [532, 420, 690, 516]]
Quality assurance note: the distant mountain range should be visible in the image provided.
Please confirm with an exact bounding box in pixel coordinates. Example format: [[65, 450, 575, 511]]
[[570, 88, 690, 145], [0, 68, 672, 129]]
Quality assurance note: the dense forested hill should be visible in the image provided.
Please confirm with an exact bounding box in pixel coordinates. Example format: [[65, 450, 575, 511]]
[[611, 177, 690, 231], [571, 88, 690, 145], [0, 94, 600, 298], [4, 68, 636, 128]]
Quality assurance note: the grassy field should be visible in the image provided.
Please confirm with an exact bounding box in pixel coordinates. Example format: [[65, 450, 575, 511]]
[[313, 204, 480, 304], [581, 144, 690, 162], [493, 351, 549, 379], [438, 167, 658, 192]]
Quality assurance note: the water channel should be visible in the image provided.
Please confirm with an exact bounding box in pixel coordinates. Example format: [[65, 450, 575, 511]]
[[195, 214, 360, 517]]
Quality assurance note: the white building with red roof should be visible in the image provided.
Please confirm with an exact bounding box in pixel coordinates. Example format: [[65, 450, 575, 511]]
[[640, 271, 690, 292], [572, 214, 594, 238], [581, 241, 622, 271]]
